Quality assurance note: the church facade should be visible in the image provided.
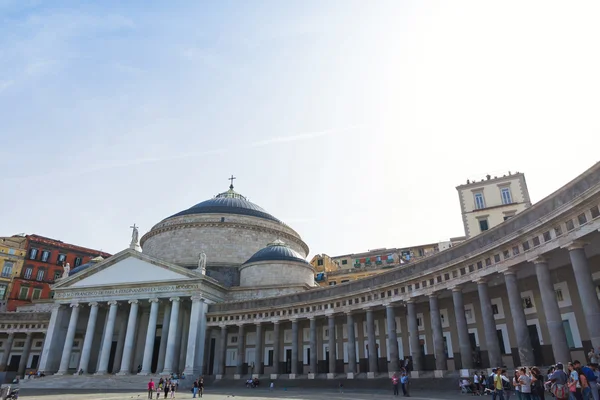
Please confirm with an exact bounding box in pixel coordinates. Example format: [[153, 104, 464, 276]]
[[3, 164, 600, 380]]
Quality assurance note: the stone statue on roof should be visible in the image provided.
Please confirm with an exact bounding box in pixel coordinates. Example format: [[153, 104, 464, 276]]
[[197, 252, 207, 274], [62, 262, 70, 279]]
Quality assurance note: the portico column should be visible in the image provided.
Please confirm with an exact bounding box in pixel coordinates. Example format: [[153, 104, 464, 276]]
[[183, 296, 203, 376], [161, 297, 180, 374], [216, 325, 227, 378], [17, 333, 33, 378], [78, 302, 99, 374], [429, 294, 447, 372], [533, 257, 571, 363], [503, 271, 534, 367], [272, 321, 280, 376], [567, 243, 600, 349], [118, 300, 140, 374], [139, 298, 160, 375], [366, 308, 378, 376], [156, 301, 171, 373], [385, 304, 399, 375], [57, 303, 81, 374], [37, 304, 62, 373], [235, 324, 245, 377], [309, 317, 318, 376], [254, 322, 263, 376], [346, 312, 357, 377], [96, 301, 119, 374], [451, 287, 473, 369], [407, 300, 422, 371], [477, 279, 502, 368], [0, 333, 15, 372], [291, 319, 299, 376], [327, 314, 336, 376], [112, 315, 127, 373]]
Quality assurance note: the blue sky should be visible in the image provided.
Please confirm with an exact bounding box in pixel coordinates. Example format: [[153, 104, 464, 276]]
[[1, 1, 599, 257]]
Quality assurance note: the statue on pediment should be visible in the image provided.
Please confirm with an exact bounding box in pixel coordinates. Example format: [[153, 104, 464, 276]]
[[197, 252, 207, 274], [62, 262, 71, 279]]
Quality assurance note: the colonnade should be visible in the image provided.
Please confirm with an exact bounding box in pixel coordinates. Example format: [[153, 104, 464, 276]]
[[0, 332, 36, 377], [211, 243, 600, 377]]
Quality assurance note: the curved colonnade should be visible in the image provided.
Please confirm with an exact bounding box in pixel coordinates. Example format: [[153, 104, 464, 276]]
[[205, 163, 600, 378]]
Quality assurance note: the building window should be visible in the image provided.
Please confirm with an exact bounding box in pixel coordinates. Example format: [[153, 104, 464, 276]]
[[19, 287, 29, 300], [57, 254, 66, 265], [41, 251, 51, 262], [469, 264, 474, 272], [555, 288, 564, 302], [501, 187, 512, 204], [532, 237, 540, 247], [32, 288, 42, 300], [512, 246, 520, 256], [460, 267, 466, 275], [578, 213, 587, 225], [24, 267, 33, 279], [29, 248, 38, 260], [543, 231, 552, 242], [555, 226, 563, 236], [591, 205, 600, 219], [522, 241, 530, 251], [491, 304, 499, 315], [479, 219, 489, 232], [485, 258, 492, 266], [1, 261, 14, 278], [566, 219, 575, 231], [503, 250, 510, 259], [444, 273, 450, 280], [494, 254, 501, 263], [474, 192, 485, 209], [329, 281, 336, 286], [36, 269, 45, 281], [503, 216, 512, 221], [522, 296, 534, 309], [418, 249, 425, 257], [74, 257, 82, 267], [317, 259, 323, 266], [476, 261, 482, 270], [0, 284, 7, 300], [53, 271, 62, 281], [341, 260, 347, 265]]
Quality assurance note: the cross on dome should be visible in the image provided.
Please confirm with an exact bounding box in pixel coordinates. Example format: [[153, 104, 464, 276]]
[[228, 174, 236, 189]]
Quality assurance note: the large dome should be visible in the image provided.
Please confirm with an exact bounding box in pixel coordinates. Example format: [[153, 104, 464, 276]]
[[166, 187, 280, 223], [243, 239, 308, 265]]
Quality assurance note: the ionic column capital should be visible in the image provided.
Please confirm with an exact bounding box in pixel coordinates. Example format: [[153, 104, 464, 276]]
[[475, 278, 488, 284], [562, 240, 588, 251], [128, 299, 139, 305], [88, 302, 99, 307], [191, 295, 204, 302], [345, 310, 354, 316], [169, 297, 180, 302], [428, 292, 439, 299], [451, 285, 463, 292], [502, 268, 517, 276], [107, 300, 118, 306], [148, 298, 160, 304], [308, 315, 316, 320], [70, 302, 80, 308], [255, 321, 262, 327]]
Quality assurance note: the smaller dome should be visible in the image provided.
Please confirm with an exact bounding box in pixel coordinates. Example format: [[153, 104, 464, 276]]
[[69, 256, 104, 276], [243, 240, 308, 265]]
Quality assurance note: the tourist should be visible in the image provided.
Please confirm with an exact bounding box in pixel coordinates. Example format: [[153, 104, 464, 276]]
[[576, 367, 591, 400], [401, 371, 410, 397], [574, 360, 598, 400], [163, 379, 170, 399], [392, 372, 399, 396], [549, 364, 569, 400], [502, 369, 513, 400], [270, 381, 274, 391], [589, 350, 598, 365], [192, 380, 199, 398], [519, 367, 532, 400], [170, 380, 176, 398], [493, 367, 508, 400], [147, 379, 155, 399], [568, 362, 581, 400], [473, 371, 481, 395], [199, 378, 204, 397], [530, 367, 545, 400]]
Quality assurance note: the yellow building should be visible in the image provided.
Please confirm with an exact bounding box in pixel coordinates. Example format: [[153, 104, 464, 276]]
[[456, 171, 531, 238], [0, 235, 27, 305]]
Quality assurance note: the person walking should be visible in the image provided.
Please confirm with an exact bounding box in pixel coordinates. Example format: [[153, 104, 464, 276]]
[[392, 372, 400, 396], [147, 379, 155, 399], [401, 371, 410, 397], [192, 380, 199, 398]]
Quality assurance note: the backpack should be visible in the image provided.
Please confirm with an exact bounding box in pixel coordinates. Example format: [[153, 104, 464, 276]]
[[551, 383, 568, 400], [487, 374, 495, 388], [582, 366, 597, 382], [502, 377, 511, 391]]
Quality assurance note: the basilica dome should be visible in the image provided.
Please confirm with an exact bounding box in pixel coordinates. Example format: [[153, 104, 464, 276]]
[[140, 183, 309, 286]]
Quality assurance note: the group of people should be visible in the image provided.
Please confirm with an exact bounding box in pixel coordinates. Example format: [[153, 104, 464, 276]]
[[460, 359, 599, 400], [147, 375, 202, 399], [391, 369, 412, 396]]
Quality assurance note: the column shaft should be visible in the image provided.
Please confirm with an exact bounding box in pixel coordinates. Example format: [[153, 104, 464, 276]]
[[503, 272, 534, 366], [569, 247, 600, 349], [17, 333, 33, 377], [347, 313, 357, 374], [178, 308, 190, 372], [327, 315, 336, 374], [452, 289, 473, 369], [236, 324, 245, 375], [112, 315, 127, 373], [140, 299, 160, 374], [0, 333, 15, 372], [366, 308, 379, 373], [535, 260, 571, 363], [78, 302, 99, 374], [291, 320, 299, 375], [58, 304, 81, 374], [37, 305, 62, 373], [161, 297, 180, 374], [255, 323, 263, 375], [97, 301, 119, 374], [385, 305, 399, 373], [309, 318, 318, 374], [477, 281, 502, 367], [118, 300, 139, 374], [183, 297, 202, 375], [272, 322, 280, 375], [156, 301, 171, 373], [218, 326, 227, 376], [429, 295, 447, 370], [407, 301, 421, 371]]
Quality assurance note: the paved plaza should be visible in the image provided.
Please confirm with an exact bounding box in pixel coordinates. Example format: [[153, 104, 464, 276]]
[[18, 388, 465, 400]]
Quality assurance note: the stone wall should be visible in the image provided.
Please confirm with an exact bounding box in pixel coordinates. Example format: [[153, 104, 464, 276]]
[[239, 260, 315, 288]]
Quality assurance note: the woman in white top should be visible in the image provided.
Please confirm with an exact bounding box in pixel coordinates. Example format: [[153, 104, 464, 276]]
[[513, 369, 521, 400], [518, 367, 532, 400], [473, 373, 481, 395]]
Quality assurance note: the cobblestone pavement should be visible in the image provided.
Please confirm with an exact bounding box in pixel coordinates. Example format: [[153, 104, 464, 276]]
[[19, 387, 467, 399]]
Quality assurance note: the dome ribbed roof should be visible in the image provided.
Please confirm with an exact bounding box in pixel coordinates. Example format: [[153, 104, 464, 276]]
[[243, 239, 308, 265], [167, 186, 281, 223]]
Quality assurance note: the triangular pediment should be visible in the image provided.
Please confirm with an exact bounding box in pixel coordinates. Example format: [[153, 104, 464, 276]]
[[53, 249, 203, 289]]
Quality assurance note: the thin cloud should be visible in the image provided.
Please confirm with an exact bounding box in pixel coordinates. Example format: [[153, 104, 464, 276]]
[[0, 80, 14, 93], [251, 125, 364, 147]]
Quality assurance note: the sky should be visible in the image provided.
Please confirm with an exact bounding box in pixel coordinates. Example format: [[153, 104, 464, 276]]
[[1, 0, 599, 257]]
